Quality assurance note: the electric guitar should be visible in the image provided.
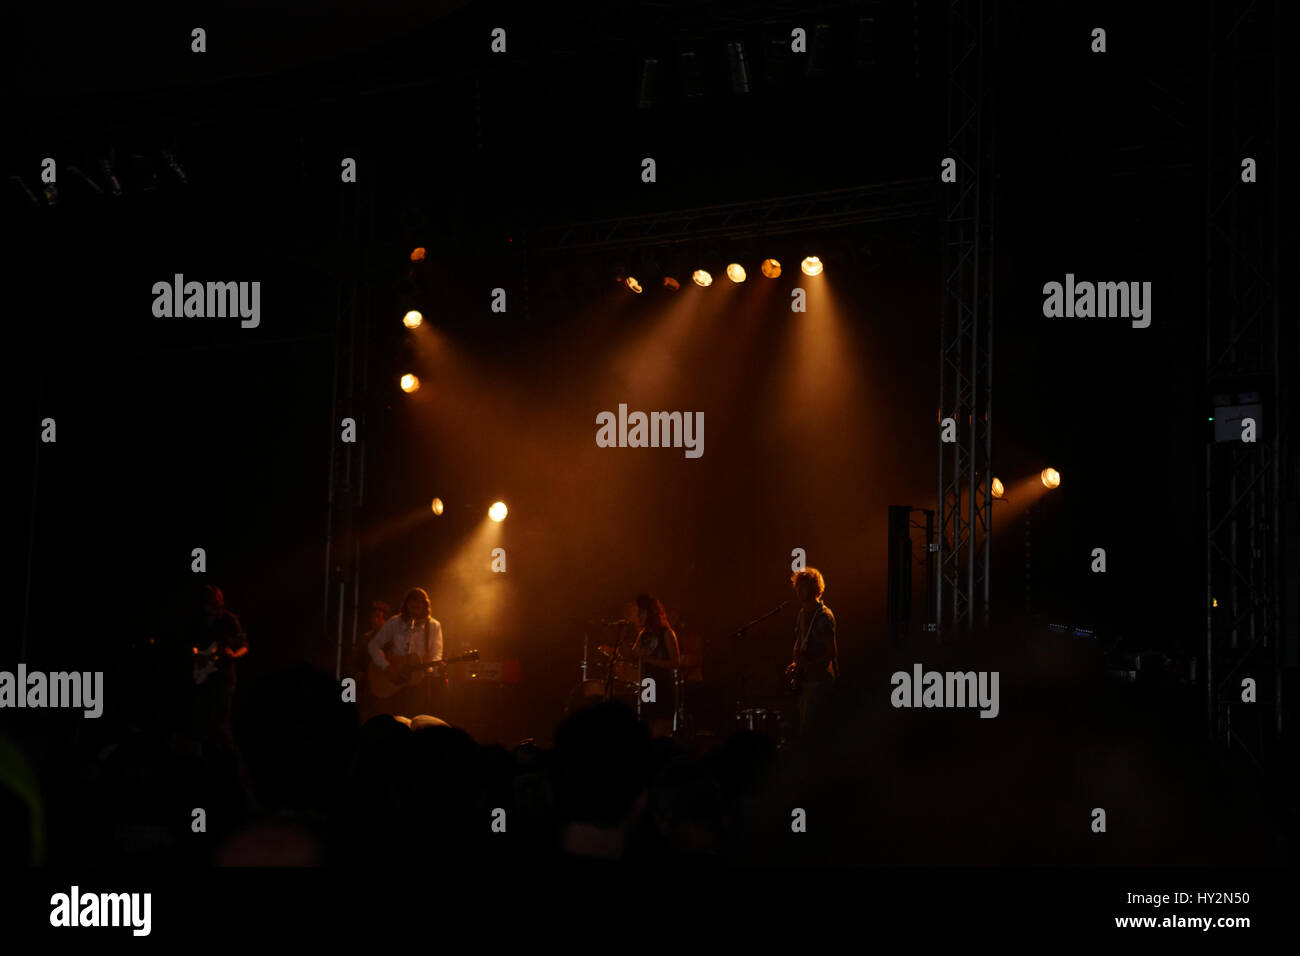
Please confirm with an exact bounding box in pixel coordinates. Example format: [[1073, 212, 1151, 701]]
[[784, 661, 804, 695], [369, 649, 480, 699], [193, 642, 245, 686], [787, 605, 833, 694]]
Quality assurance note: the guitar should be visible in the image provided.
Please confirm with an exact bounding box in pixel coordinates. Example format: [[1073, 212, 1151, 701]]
[[369, 649, 480, 699], [784, 661, 804, 695], [787, 605, 832, 694], [193, 642, 244, 686]]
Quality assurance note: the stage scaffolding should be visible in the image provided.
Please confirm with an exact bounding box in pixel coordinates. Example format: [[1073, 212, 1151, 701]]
[[936, 0, 996, 635], [1203, 0, 1290, 757], [530, 179, 933, 253], [323, 179, 375, 680]]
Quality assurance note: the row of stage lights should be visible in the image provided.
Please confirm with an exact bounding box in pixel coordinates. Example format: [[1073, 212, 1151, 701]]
[[402, 249, 506, 520], [423, 480, 1059, 526], [428, 497, 509, 522], [989, 468, 1062, 500], [424, 480, 1059, 524], [400, 246, 1061, 501], [618, 255, 824, 294], [392, 252, 827, 392]]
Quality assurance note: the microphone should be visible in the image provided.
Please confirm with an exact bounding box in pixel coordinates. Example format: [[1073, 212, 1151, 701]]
[[604, 618, 630, 626]]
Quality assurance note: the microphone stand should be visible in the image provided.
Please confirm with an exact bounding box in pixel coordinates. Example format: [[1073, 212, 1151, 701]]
[[727, 602, 788, 640], [721, 601, 788, 718], [603, 621, 629, 703]]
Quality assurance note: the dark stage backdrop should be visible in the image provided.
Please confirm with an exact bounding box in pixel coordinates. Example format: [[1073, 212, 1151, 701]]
[[3, 0, 1231, 747]]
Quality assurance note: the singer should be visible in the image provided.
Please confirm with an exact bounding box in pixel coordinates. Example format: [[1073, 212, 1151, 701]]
[[366, 587, 444, 717], [787, 568, 837, 740]]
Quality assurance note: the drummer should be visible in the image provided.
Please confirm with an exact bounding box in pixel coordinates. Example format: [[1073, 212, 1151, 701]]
[[625, 594, 680, 738]]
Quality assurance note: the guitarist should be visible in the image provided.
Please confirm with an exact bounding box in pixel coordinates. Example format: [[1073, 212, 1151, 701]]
[[367, 587, 443, 716], [192, 584, 249, 746], [787, 568, 837, 739]]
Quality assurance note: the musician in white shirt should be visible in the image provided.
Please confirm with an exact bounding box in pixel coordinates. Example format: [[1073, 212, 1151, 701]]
[[368, 587, 443, 715]]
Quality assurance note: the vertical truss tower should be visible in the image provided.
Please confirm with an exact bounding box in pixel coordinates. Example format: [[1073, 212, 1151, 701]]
[[323, 181, 374, 679], [1204, 0, 1288, 756], [937, 0, 997, 634]]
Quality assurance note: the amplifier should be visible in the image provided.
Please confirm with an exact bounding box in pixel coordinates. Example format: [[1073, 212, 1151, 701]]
[[445, 658, 520, 683]]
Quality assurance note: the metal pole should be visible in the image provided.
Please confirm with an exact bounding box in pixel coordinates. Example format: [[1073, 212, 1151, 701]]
[[966, 0, 985, 633], [1270, 0, 1283, 737], [322, 197, 345, 644], [924, 508, 936, 637], [334, 580, 346, 681], [1206, 442, 1214, 742]]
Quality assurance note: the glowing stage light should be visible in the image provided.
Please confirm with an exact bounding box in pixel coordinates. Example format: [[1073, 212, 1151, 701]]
[[410, 247, 426, 262], [402, 310, 423, 329], [1041, 467, 1061, 489], [663, 276, 680, 291], [692, 269, 713, 287], [726, 263, 747, 283], [761, 258, 782, 278], [624, 276, 643, 294], [488, 501, 508, 522], [991, 477, 1004, 499], [431, 497, 444, 516], [400, 373, 420, 393], [800, 256, 824, 276]]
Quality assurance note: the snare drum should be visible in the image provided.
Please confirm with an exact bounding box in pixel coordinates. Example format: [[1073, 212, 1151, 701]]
[[735, 707, 783, 740], [566, 678, 637, 714]]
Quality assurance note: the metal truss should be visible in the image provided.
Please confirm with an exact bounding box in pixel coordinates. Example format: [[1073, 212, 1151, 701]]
[[1204, 0, 1285, 756], [936, 0, 996, 635], [530, 179, 933, 254], [322, 180, 375, 680]]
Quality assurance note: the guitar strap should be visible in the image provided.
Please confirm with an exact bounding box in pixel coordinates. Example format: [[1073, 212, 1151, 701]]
[[801, 606, 821, 653]]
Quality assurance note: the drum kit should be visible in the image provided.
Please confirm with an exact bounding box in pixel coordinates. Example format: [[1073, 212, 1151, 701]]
[[567, 638, 688, 732], [567, 617, 787, 746]]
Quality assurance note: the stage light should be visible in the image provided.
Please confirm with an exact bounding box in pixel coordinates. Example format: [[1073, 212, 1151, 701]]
[[761, 258, 782, 278], [800, 256, 824, 276], [808, 24, 834, 76], [161, 150, 188, 185], [489, 501, 508, 522], [726, 41, 751, 94], [402, 310, 423, 329], [410, 247, 426, 262], [400, 373, 420, 393], [431, 497, 445, 515], [624, 276, 643, 294], [638, 57, 662, 109], [1041, 467, 1061, 490], [663, 276, 680, 291], [991, 477, 1004, 499], [99, 158, 123, 197], [692, 269, 713, 287], [726, 263, 747, 283], [678, 50, 704, 99]]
